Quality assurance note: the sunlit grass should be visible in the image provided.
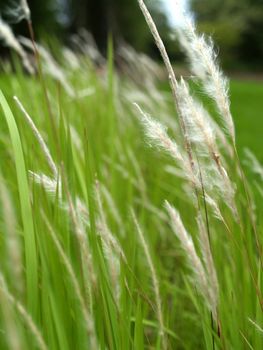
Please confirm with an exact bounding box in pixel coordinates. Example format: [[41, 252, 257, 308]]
[[0, 44, 262, 349]]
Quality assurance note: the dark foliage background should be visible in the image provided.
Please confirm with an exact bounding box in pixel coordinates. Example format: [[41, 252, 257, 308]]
[[0, 0, 170, 56], [191, 0, 263, 68], [0, 0, 263, 68]]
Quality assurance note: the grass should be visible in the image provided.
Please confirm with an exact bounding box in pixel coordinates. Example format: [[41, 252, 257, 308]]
[[0, 91, 38, 319], [162, 78, 263, 160], [0, 33, 263, 350], [230, 80, 263, 159]]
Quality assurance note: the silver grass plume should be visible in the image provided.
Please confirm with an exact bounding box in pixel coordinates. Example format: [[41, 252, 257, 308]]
[[14, 96, 58, 178], [19, 37, 74, 97], [176, 78, 217, 159], [135, 103, 231, 226], [29, 171, 90, 231], [62, 47, 80, 70], [165, 201, 218, 320], [0, 288, 21, 350], [135, 103, 182, 161], [0, 273, 48, 350], [95, 182, 126, 302], [95, 181, 126, 262], [0, 180, 24, 296], [31, 170, 96, 292], [176, 80, 237, 217], [205, 195, 227, 224], [15, 96, 97, 316], [134, 103, 199, 189], [29, 172, 61, 198], [71, 29, 105, 66], [0, 17, 34, 74], [137, 0, 178, 103], [132, 211, 167, 348], [117, 43, 161, 87], [21, 0, 31, 21], [62, 171, 98, 320], [137, 0, 236, 216], [197, 214, 219, 320], [15, 97, 96, 307], [101, 184, 125, 237], [137, 0, 234, 159], [174, 11, 235, 142], [248, 318, 263, 334], [137, 0, 197, 175]]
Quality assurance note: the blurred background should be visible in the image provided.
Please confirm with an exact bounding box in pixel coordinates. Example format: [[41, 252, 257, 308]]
[[0, 0, 263, 70]]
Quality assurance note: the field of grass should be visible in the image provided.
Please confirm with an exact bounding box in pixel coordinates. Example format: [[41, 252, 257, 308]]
[[230, 80, 263, 159], [0, 25, 263, 350]]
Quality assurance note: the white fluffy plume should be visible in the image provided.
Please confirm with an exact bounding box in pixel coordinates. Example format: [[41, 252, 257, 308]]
[[176, 78, 216, 157], [21, 0, 31, 21], [0, 17, 34, 74], [174, 11, 235, 142], [134, 103, 200, 188], [165, 201, 218, 319], [19, 37, 74, 96]]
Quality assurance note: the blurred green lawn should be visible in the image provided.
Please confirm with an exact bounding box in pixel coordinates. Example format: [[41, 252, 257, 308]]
[[230, 80, 263, 160]]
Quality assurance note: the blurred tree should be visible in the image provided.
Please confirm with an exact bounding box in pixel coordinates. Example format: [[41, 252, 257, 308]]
[[0, 0, 170, 55], [70, 0, 170, 53], [191, 0, 263, 67]]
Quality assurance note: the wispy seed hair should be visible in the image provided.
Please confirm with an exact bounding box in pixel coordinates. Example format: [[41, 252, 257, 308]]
[[174, 11, 235, 142], [132, 210, 166, 348], [0, 273, 48, 350], [21, 0, 31, 21], [0, 17, 34, 74], [165, 201, 218, 319], [14, 96, 58, 177]]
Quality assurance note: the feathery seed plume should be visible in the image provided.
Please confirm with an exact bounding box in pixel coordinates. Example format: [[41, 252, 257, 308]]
[[165, 201, 218, 319], [95, 181, 127, 303], [174, 11, 235, 142], [0, 180, 24, 296], [197, 214, 219, 319], [134, 103, 182, 161], [29, 172, 61, 198], [14, 96, 58, 177], [174, 82, 237, 215], [0, 273, 48, 350], [95, 181, 126, 262], [0, 18, 34, 74], [19, 37, 74, 97], [21, 0, 31, 21], [29, 168, 96, 303], [137, 0, 196, 172], [132, 211, 166, 348], [134, 103, 200, 189], [248, 318, 263, 334], [176, 78, 217, 158]]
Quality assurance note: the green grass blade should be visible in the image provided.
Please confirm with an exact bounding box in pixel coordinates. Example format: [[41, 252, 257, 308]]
[[0, 90, 38, 319]]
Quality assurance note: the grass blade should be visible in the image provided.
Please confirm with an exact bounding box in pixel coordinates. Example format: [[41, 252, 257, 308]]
[[0, 90, 38, 319]]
